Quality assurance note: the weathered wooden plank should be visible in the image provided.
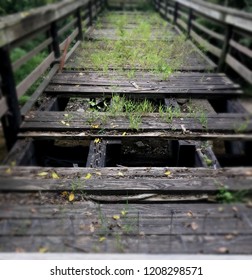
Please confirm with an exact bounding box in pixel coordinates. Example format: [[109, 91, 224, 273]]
[[226, 54, 252, 84], [229, 39, 252, 59], [191, 20, 224, 41], [20, 112, 252, 133], [1, 166, 252, 179], [191, 30, 222, 58], [0, 0, 90, 48], [16, 52, 55, 98], [0, 176, 251, 192], [0, 214, 251, 236], [17, 131, 252, 141], [0, 203, 250, 219], [12, 38, 53, 71], [0, 234, 251, 253]]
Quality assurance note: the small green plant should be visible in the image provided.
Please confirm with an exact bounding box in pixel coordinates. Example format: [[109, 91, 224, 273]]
[[202, 154, 213, 166], [129, 113, 142, 130], [199, 111, 208, 129], [234, 118, 250, 133], [216, 183, 247, 203]]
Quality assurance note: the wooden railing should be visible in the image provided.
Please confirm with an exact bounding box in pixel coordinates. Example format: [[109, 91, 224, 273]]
[[0, 0, 107, 149], [154, 0, 252, 83]]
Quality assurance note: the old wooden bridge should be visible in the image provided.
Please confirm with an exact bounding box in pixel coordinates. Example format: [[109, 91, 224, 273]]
[[0, 0, 252, 256]]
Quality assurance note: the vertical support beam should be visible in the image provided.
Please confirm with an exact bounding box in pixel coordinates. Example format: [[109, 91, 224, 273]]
[[187, 8, 193, 38], [218, 24, 232, 72], [173, 2, 179, 25], [165, 0, 169, 19], [0, 47, 22, 150], [76, 8, 83, 41], [104, 0, 108, 9], [50, 21, 60, 59], [88, 0, 93, 27]]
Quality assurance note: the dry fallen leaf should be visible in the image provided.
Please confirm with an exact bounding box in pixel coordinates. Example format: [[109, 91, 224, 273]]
[[15, 247, 25, 253], [61, 191, 68, 197], [30, 208, 37, 214], [94, 138, 101, 144], [5, 168, 12, 175], [95, 172, 102, 176], [89, 224, 95, 233], [99, 237, 106, 242], [122, 132, 127, 136], [51, 172, 60, 179], [39, 247, 48, 253], [117, 171, 124, 177], [232, 206, 239, 213], [113, 215, 120, 220], [85, 173, 92, 180], [68, 193, 75, 202], [187, 211, 194, 217], [121, 210, 128, 216], [191, 222, 199, 231], [217, 247, 229, 254], [91, 124, 99, 129], [225, 234, 235, 240], [61, 120, 66, 125], [38, 172, 48, 177], [64, 114, 69, 117], [164, 170, 171, 176]]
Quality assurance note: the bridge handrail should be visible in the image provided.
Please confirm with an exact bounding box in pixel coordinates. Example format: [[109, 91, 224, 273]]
[[154, 0, 252, 85]]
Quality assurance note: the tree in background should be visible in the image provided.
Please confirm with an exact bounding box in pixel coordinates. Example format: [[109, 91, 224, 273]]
[[0, 0, 61, 16]]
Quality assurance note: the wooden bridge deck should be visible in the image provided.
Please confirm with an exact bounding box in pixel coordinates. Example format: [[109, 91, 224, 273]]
[[0, 1, 252, 255]]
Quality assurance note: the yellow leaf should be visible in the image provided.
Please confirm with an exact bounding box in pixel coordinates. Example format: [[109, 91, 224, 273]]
[[91, 124, 99, 129], [51, 172, 60, 179], [122, 132, 127, 136], [94, 138, 101, 144], [5, 168, 12, 175], [61, 120, 66, 125], [65, 123, 70, 126], [69, 193, 75, 202], [95, 172, 102, 176], [113, 215, 120, 220], [99, 237, 106, 242], [39, 247, 48, 253], [121, 210, 128, 216], [38, 172, 48, 177], [164, 170, 171, 176], [85, 173, 92, 180], [64, 114, 69, 117], [118, 171, 124, 177], [61, 191, 68, 197]]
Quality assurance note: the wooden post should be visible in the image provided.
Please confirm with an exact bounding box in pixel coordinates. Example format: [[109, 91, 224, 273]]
[[50, 21, 60, 59], [187, 8, 193, 38], [165, 0, 169, 19], [0, 47, 22, 150], [104, 0, 108, 9], [218, 24, 232, 72], [173, 2, 178, 25], [88, 0, 93, 26], [76, 8, 83, 41]]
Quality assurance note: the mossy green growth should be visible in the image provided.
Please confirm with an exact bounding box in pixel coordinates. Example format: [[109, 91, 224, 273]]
[[75, 11, 191, 79]]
